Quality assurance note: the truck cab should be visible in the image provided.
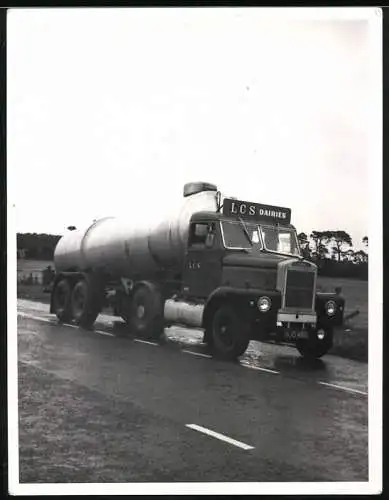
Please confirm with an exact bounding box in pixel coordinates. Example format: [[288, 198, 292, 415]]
[[179, 198, 345, 360]]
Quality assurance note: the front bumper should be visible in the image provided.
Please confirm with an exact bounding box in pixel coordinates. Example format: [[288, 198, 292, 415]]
[[277, 311, 317, 325]]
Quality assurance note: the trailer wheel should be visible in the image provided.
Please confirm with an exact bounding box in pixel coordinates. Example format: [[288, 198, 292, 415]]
[[128, 283, 164, 339], [296, 325, 333, 360], [209, 305, 250, 361], [52, 279, 72, 323], [70, 275, 103, 328]]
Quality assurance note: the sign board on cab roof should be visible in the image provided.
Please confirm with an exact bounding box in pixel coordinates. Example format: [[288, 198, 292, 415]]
[[222, 198, 292, 225]]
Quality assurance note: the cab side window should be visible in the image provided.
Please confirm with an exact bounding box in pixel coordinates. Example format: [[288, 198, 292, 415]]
[[188, 223, 209, 247]]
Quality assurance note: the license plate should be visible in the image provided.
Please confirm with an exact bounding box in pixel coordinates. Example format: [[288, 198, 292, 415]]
[[284, 330, 309, 340]]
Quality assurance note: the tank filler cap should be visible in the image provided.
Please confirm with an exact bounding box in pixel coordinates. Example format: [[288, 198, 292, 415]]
[[183, 182, 218, 197]]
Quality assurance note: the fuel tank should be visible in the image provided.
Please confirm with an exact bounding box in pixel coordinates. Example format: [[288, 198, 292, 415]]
[[54, 182, 221, 278]]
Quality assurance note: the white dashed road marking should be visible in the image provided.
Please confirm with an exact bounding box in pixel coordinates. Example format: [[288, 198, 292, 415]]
[[318, 381, 368, 397], [95, 330, 115, 338], [134, 338, 159, 346], [186, 424, 254, 451], [240, 360, 280, 375], [182, 350, 212, 359], [17, 312, 52, 324]]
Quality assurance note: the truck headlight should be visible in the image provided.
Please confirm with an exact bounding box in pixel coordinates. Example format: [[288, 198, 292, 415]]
[[325, 300, 336, 316], [257, 296, 271, 313]]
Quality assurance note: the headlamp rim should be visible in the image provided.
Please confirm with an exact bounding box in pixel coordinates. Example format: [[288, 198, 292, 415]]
[[257, 295, 272, 313], [325, 299, 337, 316]]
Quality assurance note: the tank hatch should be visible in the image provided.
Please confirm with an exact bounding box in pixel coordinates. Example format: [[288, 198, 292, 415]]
[[183, 182, 218, 198]]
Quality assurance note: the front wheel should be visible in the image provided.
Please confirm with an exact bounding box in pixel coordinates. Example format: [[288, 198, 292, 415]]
[[296, 325, 333, 360], [208, 305, 250, 361]]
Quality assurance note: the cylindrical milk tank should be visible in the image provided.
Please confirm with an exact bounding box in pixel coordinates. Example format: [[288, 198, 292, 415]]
[[54, 184, 221, 278]]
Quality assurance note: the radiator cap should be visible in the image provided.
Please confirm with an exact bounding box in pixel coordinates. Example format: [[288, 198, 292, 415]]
[[183, 182, 218, 197]]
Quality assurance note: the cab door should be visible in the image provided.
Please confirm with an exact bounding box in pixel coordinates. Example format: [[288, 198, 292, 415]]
[[182, 221, 223, 299]]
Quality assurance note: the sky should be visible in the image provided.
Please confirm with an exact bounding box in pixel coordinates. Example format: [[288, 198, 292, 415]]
[[7, 8, 381, 251]]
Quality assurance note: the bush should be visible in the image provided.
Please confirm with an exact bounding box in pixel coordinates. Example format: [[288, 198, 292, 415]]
[[316, 260, 367, 280]]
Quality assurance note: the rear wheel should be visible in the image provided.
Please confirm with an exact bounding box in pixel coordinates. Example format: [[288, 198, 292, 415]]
[[70, 275, 103, 328], [208, 305, 250, 361], [128, 282, 164, 339], [296, 325, 333, 359], [52, 279, 72, 323]]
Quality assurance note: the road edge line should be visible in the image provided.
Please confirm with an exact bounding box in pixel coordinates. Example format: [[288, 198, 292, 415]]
[[318, 381, 368, 396]]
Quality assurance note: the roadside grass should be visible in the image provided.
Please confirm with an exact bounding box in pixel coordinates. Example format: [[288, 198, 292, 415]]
[[18, 362, 167, 483], [17, 284, 51, 304], [316, 276, 368, 329], [17, 259, 53, 285], [331, 327, 368, 363], [17, 259, 53, 272], [316, 276, 368, 363], [16, 261, 368, 363]]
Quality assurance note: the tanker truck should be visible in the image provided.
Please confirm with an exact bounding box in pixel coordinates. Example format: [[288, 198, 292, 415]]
[[50, 182, 345, 361]]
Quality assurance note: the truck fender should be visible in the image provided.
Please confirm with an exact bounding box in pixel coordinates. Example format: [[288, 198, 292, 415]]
[[315, 292, 345, 327], [202, 286, 280, 330]]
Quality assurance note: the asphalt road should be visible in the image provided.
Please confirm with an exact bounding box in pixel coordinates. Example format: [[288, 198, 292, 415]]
[[16, 299, 368, 484]]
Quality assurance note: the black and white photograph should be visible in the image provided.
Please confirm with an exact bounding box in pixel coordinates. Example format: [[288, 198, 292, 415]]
[[7, 7, 382, 495]]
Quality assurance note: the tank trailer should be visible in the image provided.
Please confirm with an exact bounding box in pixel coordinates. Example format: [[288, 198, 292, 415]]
[[50, 182, 345, 360]]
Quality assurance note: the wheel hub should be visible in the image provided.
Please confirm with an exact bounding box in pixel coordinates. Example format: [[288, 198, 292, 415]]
[[75, 290, 85, 310], [137, 305, 145, 319], [218, 321, 234, 347]]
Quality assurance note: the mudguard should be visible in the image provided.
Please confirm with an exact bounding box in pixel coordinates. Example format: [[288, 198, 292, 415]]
[[315, 292, 345, 327], [202, 286, 281, 330]]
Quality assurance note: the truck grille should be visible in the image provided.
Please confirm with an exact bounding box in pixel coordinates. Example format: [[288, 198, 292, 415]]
[[284, 269, 315, 309]]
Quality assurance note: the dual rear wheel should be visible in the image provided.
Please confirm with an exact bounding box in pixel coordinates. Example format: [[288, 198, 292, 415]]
[[52, 275, 103, 328], [52, 277, 164, 339]]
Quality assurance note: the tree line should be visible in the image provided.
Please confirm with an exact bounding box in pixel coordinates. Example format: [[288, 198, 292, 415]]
[[17, 233, 62, 260], [297, 231, 368, 280], [17, 230, 368, 280]]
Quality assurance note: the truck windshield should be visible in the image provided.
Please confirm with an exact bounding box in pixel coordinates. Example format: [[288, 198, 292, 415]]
[[221, 221, 261, 250], [221, 221, 301, 257], [260, 225, 300, 257]]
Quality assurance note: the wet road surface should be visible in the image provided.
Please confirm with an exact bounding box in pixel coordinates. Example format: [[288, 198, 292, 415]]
[[17, 299, 368, 483]]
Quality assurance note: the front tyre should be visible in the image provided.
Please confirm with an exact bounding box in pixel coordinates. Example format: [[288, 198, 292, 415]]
[[296, 325, 333, 360], [209, 305, 250, 361]]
